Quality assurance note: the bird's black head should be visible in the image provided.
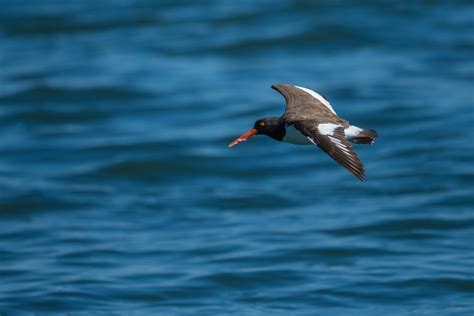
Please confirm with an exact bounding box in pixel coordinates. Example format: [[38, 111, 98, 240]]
[[229, 117, 285, 147], [253, 117, 285, 140]]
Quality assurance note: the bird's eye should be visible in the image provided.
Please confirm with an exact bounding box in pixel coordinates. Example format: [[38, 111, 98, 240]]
[[259, 121, 265, 127]]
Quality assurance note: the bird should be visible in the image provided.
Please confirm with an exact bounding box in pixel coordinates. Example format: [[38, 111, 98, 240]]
[[228, 84, 378, 180]]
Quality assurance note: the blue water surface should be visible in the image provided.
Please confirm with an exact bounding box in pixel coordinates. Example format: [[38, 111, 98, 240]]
[[0, 1, 473, 315]]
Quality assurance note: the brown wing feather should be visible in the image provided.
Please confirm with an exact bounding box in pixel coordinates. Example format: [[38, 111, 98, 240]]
[[294, 122, 366, 180], [271, 84, 345, 124]]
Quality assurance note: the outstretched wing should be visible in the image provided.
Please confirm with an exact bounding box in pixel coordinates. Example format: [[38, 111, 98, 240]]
[[294, 122, 365, 180], [272, 84, 342, 124]]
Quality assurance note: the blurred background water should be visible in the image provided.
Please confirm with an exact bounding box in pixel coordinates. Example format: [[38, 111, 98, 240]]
[[0, 1, 473, 315]]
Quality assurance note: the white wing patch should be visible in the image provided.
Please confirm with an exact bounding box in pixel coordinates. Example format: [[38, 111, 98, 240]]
[[307, 133, 352, 155], [295, 85, 337, 114], [344, 125, 363, 138], [318, 123, 341, 136], [328, 135, 351, 154], [306, 136, 317, 145]]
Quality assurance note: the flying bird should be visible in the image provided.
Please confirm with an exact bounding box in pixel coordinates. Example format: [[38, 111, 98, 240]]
[[228, 84, 378, 180]]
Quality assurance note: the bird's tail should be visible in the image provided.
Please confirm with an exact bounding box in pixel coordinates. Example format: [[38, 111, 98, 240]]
[[349, 128, 378, 145]]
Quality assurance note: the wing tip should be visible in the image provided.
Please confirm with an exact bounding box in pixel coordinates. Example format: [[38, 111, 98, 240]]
[[343, 161, 365, 181], [355, 171, 366, 181], [347, 160, 365, 181], [271, 83, 292, 90]]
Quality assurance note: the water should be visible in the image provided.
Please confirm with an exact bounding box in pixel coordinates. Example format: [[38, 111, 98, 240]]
[[1, 1, 473, 315]]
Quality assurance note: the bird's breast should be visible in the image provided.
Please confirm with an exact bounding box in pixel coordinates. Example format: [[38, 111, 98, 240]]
[[282, 124, 312, 145]]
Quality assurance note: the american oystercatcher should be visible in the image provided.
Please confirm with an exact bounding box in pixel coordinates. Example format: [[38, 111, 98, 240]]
[[229, 84, 378, 180]]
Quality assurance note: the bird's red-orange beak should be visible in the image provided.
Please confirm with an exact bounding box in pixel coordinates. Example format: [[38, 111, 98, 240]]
[[228, 128, 257, 148]]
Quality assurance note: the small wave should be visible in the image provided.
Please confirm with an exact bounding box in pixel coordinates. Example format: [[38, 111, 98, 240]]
[[326, 217, 474, 238], [0, 85, 149, 103]]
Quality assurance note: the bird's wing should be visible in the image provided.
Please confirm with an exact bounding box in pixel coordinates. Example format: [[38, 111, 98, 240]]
[[294, 121, 365, 180], [272, 84, 342, 123]]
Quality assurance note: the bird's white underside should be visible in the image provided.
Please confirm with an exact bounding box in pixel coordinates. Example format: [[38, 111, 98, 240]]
[[294, 85, 337, 115], [283, 124, 312, 145]]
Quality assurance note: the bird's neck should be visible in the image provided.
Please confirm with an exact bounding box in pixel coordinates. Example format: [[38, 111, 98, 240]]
[[266, 118, 286, 141]]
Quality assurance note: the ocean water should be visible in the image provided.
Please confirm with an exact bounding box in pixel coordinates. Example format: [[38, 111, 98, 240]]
[[0, 1, 473, 315]]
